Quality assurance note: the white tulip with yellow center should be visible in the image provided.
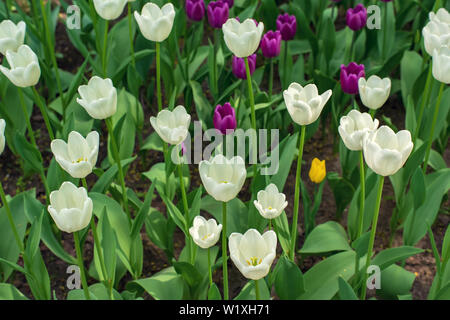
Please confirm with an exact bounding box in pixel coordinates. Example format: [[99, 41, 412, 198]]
[[93, 0, 128, 20], [253, 183, 288, 220], [189, 216, 223, 249], [338, 110, 379, 151], [0, 44, 40, 87], [77, 76, 117, 120], [51, 131, 100, 179], [150, 105, 191, 145], [0, 20, 26, 55], [222, 18, 264, 58], [358, 75, 391, 110], [229, 229, 277, 280], [134, 3, 175, 42]]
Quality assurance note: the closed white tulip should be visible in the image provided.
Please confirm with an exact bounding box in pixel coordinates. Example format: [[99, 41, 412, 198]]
[[422, 20, 450, 56], [134, 3, 175, 42], [189, 216, 223, 249], [150, 105, 191, 145], [363, 126, 413, 176], [48, 182, 93, 233], [0, 119, 5, 155], [0, 20, 26, 55], [253, 184, 288, 220], [199, 154, 246, 203], [358, 75, 391, 110], [93, 0, 128, 20], [283, 82, 332, 126], [222, 18, 264, 58], [51, 131, 100, 179], [229, 229, 277, 280], [339, 110, 379, 151], [77, 76, 117, 120], [432, 46, 450, 84], [0, 45, 40, 87]]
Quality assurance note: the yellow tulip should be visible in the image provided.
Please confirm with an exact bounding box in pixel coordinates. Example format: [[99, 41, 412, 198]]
[[309, 158, 326, 184]]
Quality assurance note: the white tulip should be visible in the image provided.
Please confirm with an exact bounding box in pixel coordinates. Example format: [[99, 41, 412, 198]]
[[229, 229, 277, 280], [222, 18, 264, 58], [48, 182, 93, 233], [338, 110, 379, 151], [134, 3, 175, 42], [199, 154, 246, 203], [189, 216, 223, 249], [0, 45, 40, 87], [253, 184, 288, 220], [77, 76, 117, 120], [283, 82, 332, 126], [432, 46, 450, 84], [363, 126, 413, 176], [0, 119, 5, 155], [50, 131, 100, 179], [422, 8, 450, 56], [431, 8, 450, 25], [93, 0, 128, 20], [150, 105, 191, 145], [358, 75, 391, 110], [0, 20, 26, 55]]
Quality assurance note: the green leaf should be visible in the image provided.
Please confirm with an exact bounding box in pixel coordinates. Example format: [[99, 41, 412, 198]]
[[300, 221, 352, 254], [234, 280, 270, 300], [377, 264, 416, 299], [0, 284, 28, 300], [131, 181, 156, 240], [372, 246, 423, 270], [207, 283, 222, 300], [275, 256, 305, 299], [338, 277, 358, 300], [410, 168, 426, 210], [14, 134, 43, 174], [91, 157, 136, 193], [327, 172, 355, 220]]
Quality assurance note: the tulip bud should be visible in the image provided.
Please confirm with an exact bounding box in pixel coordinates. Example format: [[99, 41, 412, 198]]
[[0, 20, 26, 55], [308, 158, 326, 184], [223, 18, 264, 58], [232, 54, 256, 79], [340, 62, 365, 95], [229, 229, 277, 280], [150, 105, 191, 145], [276, 13, 297, 41], [0, 119, 5, 155], [134, 3, 175, 42], [346, 4, 367, 31], [213, 102, 237, 135], [432, 46, 450, 84], [189, 216, 223, 249], [338, 110, 379, 151], [48, 182, 93, 233], [0, 45, 40, 88], [253, 184, 288, 220], [93, 0, 128, 20], [207, 1, 229, 29], [358, 75, 391, 110], [185, 0, 206, 22], [260, 30, 282, 58], [222, 0, 234, 8], [77, 76, 117, 120]]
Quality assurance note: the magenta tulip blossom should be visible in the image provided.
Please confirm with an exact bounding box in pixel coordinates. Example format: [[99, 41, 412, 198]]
[[340, 62, 365, 94], [260, 30, 282, 58], [276, 13, 297, 41], [185, 0, 206, 21], [232, 54, 256, 80], [346, 4, 367, 31], [213, 102, 237, 134], [222, 0, 234, 8], [207, 1, 229, 29]]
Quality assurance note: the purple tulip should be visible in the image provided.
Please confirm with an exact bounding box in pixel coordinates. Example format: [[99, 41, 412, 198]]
[[340, 62, 365, 94], [380, 0, 392, 2], [207, 1, 229, 29], [232, 54, 256, 80], [260, 30, 282, 58], [222, 0, 234, 8], [276, 13, 297, 41], [185, 0, 205, 21], [213, 102, 237, 135], [346, 4, 367, 31]]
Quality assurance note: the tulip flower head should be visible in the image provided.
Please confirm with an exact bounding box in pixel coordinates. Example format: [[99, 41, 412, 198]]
[[189, 216, 223, 249], [340, 62, 365, 95], [48, 182, 93, 233], [358, 75, 391, 110], [276, 13, 297, 41], [93, 0, 128, 20], [150, 105, 191, 146], [77, 76, 117, 120], [232, 54, 256, 79], [213, 102, 237, 135], [222, 0, 234, 8], [134, 2, 176, 42], [309, 158, 326, 184], [199, 154, 246, 202], [253, 184, 288, 220], [0, 45, 40, 88], [338, 110, 379, 151], [422, 8, 450, 56], [51, 131, 100, 179], [207, 1, 229, 29], [432, 46, 450, 84], [222, 18, 264, 58], [260, 30, 282, 58], [0, 119, 5, 155], [363, 126, 413, 176], [0, 20, 26, 55], [283, 82, 332, 126], [346, 4, 367, 31], [185, 0, 206, 21], [229, 229, 277, 280]]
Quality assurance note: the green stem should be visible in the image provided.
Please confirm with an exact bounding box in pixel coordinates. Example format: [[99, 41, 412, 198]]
[[208, 247, 212, 288], [356, 150, 365, 239], [369, 109, 376, 119], [254, 280, 260, 300], [222, 201, 229, 300], [269, 219, 272, 231], [0, 181, 24, 253], [245, 56, 258, 183], [213, 30, 219, 97], [73, 231, 90, 300], [423, 82, 445, 174], [414, 62, 433, 143], [102, 20, 109, 77], [360, 175, 384, 300], [283, 41, 288, 89], [289, 125, 306, 261], [382, 2, 388, 60], [268, 58, 273, 100], [156, 42, 162, 112], [177, 162, 193, 264], [18, 87, 37, 147], [127, 2, 136, 69], [32, 87, 54, 141]]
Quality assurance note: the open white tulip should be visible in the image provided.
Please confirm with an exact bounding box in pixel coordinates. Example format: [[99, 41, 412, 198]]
[[93, 0, 128, 20], [253, 184, 288, 220], [150, 105, 191, 145], [77, 76, 117, 120], [134, 3, 175, 42], [48, 182, 93, 233], [0, 20, 26, 55], [222, 18, 264, 58], [0, 119, 5, 155], [189, 216, 223, 249], [338, 110, 379, 151], [283, 83, 332, 126], [229, 229, 277, 280], [432, 46, 450, 84], [0, 45, 40, 87], [358, 76, 391, 110], [51, 131, 100, 179], [199, 154, 246, 203], [363, 126, 413, 176]]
